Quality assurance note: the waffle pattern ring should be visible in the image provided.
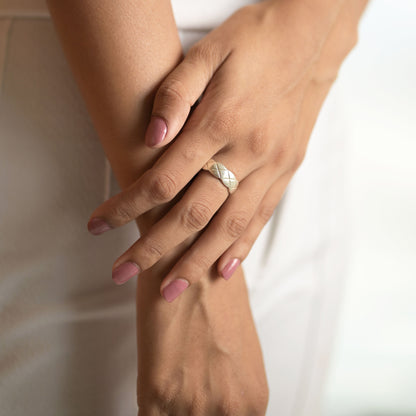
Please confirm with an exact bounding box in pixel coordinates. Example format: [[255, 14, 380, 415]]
[[202, 159, 239, 195]]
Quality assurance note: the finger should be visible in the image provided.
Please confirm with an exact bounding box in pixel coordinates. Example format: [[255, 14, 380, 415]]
[[87, 125, 225, 234], [110, 171, 228, 284], [145, 40, 231, 148], [217, 176, 290, 280], [212, 64, 333, 281], [110, 150, 260, 284], [158, 167, 273, 302]]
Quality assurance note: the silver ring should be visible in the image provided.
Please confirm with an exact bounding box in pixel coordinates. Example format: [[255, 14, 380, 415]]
[[202, 159, 239, 195]]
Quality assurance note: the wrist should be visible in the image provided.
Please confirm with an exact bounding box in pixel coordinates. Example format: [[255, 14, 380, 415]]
[[264, 0, 345, 57], [311, 0, 368, 85]]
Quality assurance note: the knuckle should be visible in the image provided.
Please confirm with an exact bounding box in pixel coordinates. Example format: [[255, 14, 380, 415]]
[[157, 78, 189, 107], [148, 377, 181, 411], [216, 397, 242, 416], [180, 201, 212, 232], [224, 212, 249, 239], [200, 109, 237, 144], [139, 235, 164, 265], [110, 200, 137, 224], [181, 144, 203, 165], [187, 40, 220, 65], [258, 203, 275, 224], [248, 130, 269, 158], [292, 148, 307, 171], [147, 170, 177, 203], [271, 139, 292, 169]]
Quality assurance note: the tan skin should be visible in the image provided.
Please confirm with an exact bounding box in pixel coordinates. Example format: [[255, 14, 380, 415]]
[[89, 0, 367, 300], [47, 0, 368, 414], [46, 1, 267, 414]]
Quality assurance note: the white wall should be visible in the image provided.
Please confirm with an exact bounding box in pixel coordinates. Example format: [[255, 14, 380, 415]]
[[323, 1, 416, 415]]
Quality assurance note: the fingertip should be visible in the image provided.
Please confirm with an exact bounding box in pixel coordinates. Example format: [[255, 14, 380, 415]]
[[217, 253, 231, 276], [112, 261, 141, 285], [87, 217, 112, 235], [161, 278, 189, 302], [220, 258, 241, 280], [145, 116, 168, 147]]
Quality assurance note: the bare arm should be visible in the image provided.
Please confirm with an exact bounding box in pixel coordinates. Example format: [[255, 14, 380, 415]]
[[45, 2, 269, 414], [46, 0, 181, 192]]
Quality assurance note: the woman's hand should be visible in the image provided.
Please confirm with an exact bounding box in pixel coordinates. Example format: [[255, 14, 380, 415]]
[[87, 0, 367, 302]]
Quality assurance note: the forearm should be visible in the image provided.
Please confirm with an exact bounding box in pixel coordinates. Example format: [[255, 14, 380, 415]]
[[46, 0, 182, 192]]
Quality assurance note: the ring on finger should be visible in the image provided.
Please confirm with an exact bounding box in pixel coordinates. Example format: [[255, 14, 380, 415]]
[[202, 158, 239, 195]]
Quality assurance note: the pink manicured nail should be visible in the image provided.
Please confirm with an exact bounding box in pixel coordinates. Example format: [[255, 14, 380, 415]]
[[88, 218, 112, 235], [162, 279, 189, 302], [112, 262, 140, 285], [221, 258, 240, 280], [145, 116, 167, 147]]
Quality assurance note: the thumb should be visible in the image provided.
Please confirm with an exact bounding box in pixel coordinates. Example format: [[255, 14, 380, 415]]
[[145, 40, 229, 148]]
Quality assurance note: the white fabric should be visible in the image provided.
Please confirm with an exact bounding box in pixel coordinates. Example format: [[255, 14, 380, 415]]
[[0, 2, 348, 415], [171, 0, 261, 30]]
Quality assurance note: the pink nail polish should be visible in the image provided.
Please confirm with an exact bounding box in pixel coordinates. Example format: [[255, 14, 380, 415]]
[[221, 258, 240, 280], [112, 262, 140, 285], [88, 218, 112, 235], [162, 279, 189, 302], [145, 116, 167, 147]]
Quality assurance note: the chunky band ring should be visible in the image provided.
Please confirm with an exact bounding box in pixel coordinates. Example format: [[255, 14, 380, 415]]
[[202, 159, 239, 195]]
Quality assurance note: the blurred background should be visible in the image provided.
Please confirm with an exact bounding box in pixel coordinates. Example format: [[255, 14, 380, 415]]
[[322, 1, 416, 415]]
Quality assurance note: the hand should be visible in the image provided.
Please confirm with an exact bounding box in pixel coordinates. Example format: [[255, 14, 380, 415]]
[[136, 255, 269, 416], [87, 0, 364, 302]]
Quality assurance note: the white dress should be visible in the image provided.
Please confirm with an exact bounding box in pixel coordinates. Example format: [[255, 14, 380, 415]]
[[0, 1, 348, 415]]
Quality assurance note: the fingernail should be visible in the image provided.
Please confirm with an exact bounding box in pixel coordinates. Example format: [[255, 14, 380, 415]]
[[221, 258, 240, 280], [145, 116, 167, 147], [112, 261, 141, 285], [162, 279, 189, 302], [88, 217, 112, 235]]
